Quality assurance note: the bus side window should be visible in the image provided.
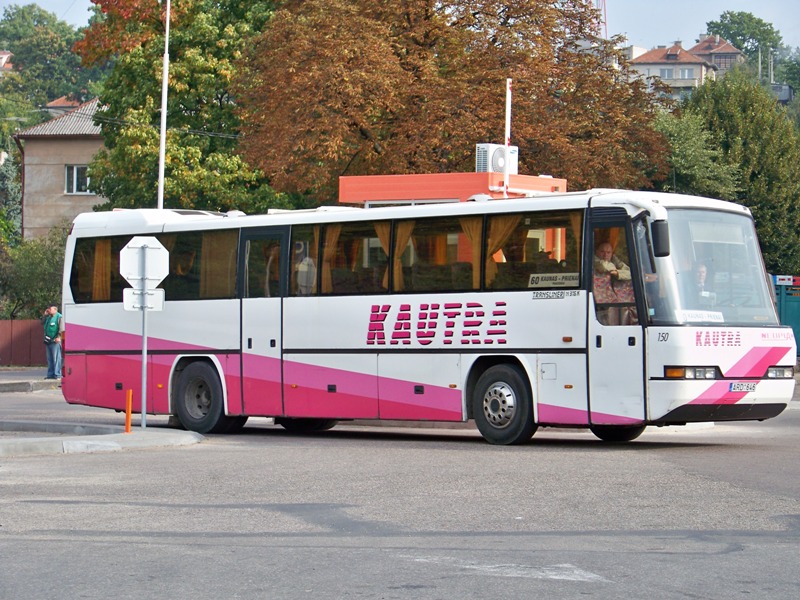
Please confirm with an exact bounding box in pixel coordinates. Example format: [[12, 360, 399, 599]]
[[69, 236, 131, 303], [290, 225, 319, 296], [404, 216, 480, 293], [198, 230, 238, 299], [321, 221, 388, 295], [162, 233, 201, 300], [244, 239, 282, 298], [486, 210, 582, 290]]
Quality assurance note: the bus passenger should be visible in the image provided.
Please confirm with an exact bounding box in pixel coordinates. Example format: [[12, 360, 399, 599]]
[[593, 242, 631, 282]]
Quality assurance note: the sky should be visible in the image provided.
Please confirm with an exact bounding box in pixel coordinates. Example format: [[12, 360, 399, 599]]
[[606, 0, 800, 50], [4, 0, 800, 51]]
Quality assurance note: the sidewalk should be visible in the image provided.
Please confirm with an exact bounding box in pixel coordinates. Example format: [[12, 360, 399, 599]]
[[0, 367, 204, 457], [0, 367, 60, 393]]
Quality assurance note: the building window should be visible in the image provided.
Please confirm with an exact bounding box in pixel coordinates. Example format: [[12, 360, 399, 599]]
[[679, 68, 695, 79], [716, 56, 733, 70], [659, 68, 674, 79], [65, 165, 91, 194]]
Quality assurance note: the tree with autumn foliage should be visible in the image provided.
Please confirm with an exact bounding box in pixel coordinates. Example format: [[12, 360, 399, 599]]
[[75, 0, 290, 212], [232, 0, 669, 202]]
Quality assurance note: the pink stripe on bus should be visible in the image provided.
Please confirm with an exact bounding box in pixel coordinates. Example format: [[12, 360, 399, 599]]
[[537, 403, 589, 425], [68, 324, 211, 352], [722, 346, 792, 378], [689, 381, 749, 405]]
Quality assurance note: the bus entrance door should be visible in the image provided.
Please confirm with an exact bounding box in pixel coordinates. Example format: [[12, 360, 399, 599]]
[[588, 223, 646, 426], [240, 230, 287, 416]]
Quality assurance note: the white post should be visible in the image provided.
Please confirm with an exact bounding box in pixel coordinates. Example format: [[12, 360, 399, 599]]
[[504, 78, 512, 199], [156, 0, 171, 210], [139, 245, 148, 428]]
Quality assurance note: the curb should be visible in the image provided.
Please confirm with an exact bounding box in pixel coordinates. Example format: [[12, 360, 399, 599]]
[[0, 420, 204, 457], [0, 380, 60, 393]]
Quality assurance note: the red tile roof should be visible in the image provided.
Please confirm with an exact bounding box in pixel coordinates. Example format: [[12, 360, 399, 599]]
[[46, 96, 82, 109], [689, 36, 743, 56], [631, 42, 709, 65]]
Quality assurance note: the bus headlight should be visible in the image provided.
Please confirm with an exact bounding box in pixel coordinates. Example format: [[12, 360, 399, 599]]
[[767, 366, 794, 379], [665, 367, 717, 379]]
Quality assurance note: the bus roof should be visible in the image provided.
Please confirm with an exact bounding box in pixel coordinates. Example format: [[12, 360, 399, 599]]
[[68, 190, 751, 237]]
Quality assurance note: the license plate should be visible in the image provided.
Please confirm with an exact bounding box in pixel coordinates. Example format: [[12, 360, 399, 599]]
[[729, 382, 757, 393]]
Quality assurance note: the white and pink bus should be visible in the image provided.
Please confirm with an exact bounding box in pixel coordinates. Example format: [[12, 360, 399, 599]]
[[61, 189, 796, 444]]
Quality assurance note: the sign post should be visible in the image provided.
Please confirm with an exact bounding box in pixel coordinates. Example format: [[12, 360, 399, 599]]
[[120, 236, 169, 428]]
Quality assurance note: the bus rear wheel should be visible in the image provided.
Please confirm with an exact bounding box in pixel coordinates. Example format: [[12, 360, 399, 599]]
[[590, 424, 646, 442], [275, 418, 338, 433], [175, 362, 236, 434], [473, 364, 536, 445]]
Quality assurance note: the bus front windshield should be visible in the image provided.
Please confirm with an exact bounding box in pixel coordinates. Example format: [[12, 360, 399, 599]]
[[647, 209, 778, 327]]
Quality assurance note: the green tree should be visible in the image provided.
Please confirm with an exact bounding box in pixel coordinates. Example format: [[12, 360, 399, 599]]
[[652, 110, 740, 200], [0, 224, 67, 319], [0, 72, 46, 148], [0, 150, 22, 243], [77, 0, 290, 213], [706, 10, 784, 60], [706, 11, 784, 81], [0, 85, 42, 244], [233, 0, 669, 203], [685, 70, 800, 273], [0, 4, 106, 103]]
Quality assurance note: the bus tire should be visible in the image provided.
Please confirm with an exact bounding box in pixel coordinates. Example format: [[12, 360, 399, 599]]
[[275, 418, 338, 432], [175, 362, 231, 434], [590, 424, 646, 442], [473, 364, 536, 445]]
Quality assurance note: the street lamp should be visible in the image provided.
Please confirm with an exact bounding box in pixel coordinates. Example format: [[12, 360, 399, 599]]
[[157, 0, 171, 210]]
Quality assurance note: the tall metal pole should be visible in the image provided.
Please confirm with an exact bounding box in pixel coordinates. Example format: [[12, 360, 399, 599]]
[[504, 78, 512, 199], [595, 0, 608, 39], [156, 0, 171, 210]]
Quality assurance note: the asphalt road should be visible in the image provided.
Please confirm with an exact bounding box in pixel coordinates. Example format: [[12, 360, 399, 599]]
[[1, 390, 799, 599]]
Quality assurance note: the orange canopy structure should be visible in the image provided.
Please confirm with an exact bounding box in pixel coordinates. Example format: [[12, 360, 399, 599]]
[[339, 172, 567, 206]]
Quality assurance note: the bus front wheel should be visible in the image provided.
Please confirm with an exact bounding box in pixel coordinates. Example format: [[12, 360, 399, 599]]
[[590, 424, 646, 442], [473, 364, 536, 445], [175, 362, 233, 434]]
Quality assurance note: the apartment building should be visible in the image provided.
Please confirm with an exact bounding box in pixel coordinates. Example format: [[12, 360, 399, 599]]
[[629, 41, 717, 99]]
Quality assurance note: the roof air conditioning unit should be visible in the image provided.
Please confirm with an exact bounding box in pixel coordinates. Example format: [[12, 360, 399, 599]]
[[476, 143, 518, 174]]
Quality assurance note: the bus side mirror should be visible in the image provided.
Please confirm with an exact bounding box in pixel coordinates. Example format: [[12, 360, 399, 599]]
[[652, 220, 670, 257]]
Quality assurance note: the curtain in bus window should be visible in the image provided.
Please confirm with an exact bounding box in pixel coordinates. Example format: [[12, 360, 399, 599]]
[[459, 217, 482, 289], [321, 224, 342, 294], [263, 242, 281, 297], [158, 234, 177, 253], [199, 230, 237, 299], [243, 239, 281, 298], [392, 220, 415, 291], [374, 222, 391, 289], [71, 243, 94, 301], [156, 234, 179, 297], [91, 239, 111, 301], [569, 212, 582, 270], [485, 215, 522, 286]]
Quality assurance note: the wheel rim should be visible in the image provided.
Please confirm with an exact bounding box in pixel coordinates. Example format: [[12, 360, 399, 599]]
[[184, 377, 211, 420], [481, 381, 516, 429]]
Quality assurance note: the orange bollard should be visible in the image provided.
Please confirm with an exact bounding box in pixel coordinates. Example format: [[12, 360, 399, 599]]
[[125, 389, 132, 433]]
